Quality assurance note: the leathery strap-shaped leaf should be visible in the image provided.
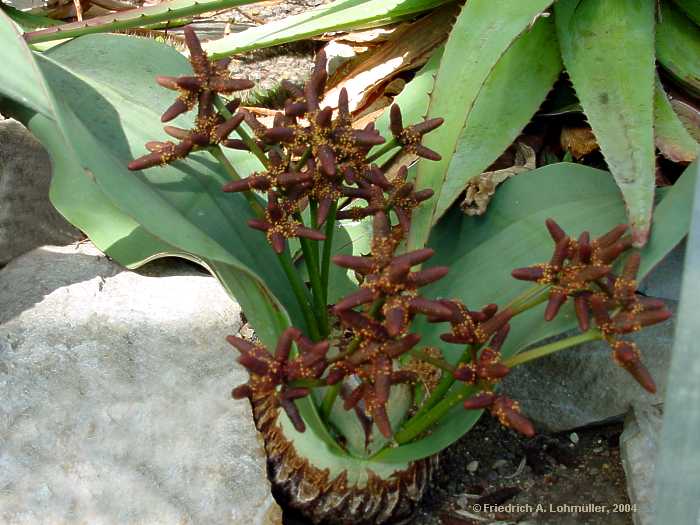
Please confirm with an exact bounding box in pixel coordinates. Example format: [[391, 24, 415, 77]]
[[202, 0, 454, 60], [671, 0, 700, 25], [654, 76, 699, 163], [555, 0, 656, 246], [656, 0, 700, 99], [434, 14, 561, 220], [654, 162, 700, 525], [0, 9, 52, 116], [406, 0, 554, 251]]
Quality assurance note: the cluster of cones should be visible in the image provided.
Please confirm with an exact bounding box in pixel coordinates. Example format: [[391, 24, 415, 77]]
[[429, 301, 535, 436], [221, 50, 442, 254], [221, 53, 451, 436], [512, 219, 672, 394], [128, 27, 253, 171], [227, 327, 329, 432], [131, 28, 672, 444], [326, 211, 453, 437]]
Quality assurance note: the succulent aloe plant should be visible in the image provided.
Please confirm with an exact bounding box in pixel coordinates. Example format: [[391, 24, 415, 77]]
[[1, 8, 698, 525]]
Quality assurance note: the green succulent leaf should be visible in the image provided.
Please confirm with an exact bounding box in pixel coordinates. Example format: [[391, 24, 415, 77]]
[[435, 14, 561, 220], [654, 77, 699, 163], [654, 162, 700, 525], [203, 0, 454, 59], [556, 0, 656, 246], [0, 9, 52, 116], [671, 0, 700, 25], [657, 1, 700, 98], [407, 0, 554, 251], [0, 3, 62, 31], [6, 103, 184, 267], [375, 161, 697, 463]]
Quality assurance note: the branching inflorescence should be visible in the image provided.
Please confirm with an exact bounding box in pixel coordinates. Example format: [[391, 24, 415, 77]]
[[129, 28, 673, 449], [128, 27, 253, 171], [511, 220, 672, 393]]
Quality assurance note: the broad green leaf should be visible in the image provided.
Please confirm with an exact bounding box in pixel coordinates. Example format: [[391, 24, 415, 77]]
[[37, 37, 284, 323], [375, 161, 697, 463], [654, 77, 699, 163], [202, 0, 454, 59], [407, 0, 554, 251], [657, 1, 700, 98], [435, 14, 561, 220], [0, 10, 52, 116], [556, 0, 656, 246], [654, 162, 700, 525], [636, 161, 698, 274], [0, 4, 62, 30], [671, 0, 700, 25]]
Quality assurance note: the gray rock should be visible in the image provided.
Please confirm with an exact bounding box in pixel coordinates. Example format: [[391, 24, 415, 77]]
[[231, 45, 317, 92], [620, 404, 663, 525], [0, 119, 81, 266], [0, 244, 281, 525], [639, 241, 685, 302], [502, 302, 676, 432]]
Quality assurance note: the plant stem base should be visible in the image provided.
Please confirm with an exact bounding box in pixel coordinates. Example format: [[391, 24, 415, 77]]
[[248, 393, 438, 524]]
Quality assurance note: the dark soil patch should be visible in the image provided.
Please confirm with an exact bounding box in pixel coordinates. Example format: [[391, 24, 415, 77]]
[[283, 416, 632, 524], [413, 417, 632, 525]]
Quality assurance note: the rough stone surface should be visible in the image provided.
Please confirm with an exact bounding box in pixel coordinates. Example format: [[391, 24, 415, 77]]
[[0, 244, 281, 525], [0, 119, 81, 266], [230, 44, 319, 92], [501, 302, 677, 433], [620, 404, 663, 525], [639, 241, 685, 302]]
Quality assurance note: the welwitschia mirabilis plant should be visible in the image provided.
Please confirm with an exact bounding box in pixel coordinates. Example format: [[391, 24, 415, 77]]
[[0, 8, 697, 523]]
